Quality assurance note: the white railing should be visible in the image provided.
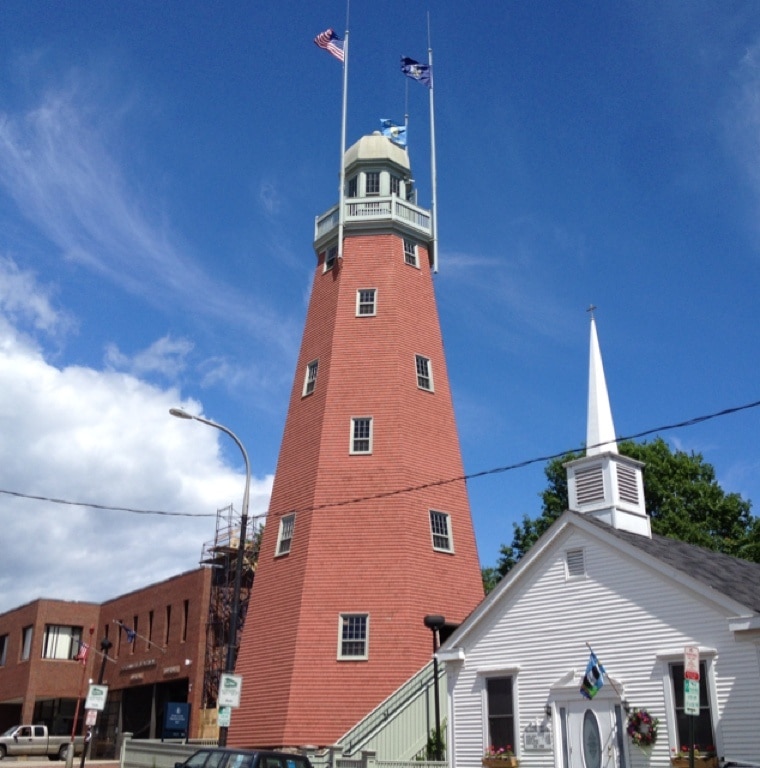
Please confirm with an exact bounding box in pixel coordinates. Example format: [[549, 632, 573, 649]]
[[314, 197, 431, 242]]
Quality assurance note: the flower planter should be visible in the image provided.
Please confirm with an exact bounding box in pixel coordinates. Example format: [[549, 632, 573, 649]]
[[671, 757, 718, 768], [482, 758, 519, 768]]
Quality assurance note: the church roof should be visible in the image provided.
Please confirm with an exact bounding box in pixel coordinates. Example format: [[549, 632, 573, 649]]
[[578, 511, 760, 612]]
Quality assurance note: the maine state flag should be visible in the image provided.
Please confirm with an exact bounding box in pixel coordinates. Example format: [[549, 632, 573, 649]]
[[580, 651, 605, 699]]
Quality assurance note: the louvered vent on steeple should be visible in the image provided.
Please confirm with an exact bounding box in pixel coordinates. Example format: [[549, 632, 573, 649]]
[[616, 463, 640, 505], [575, 465, 605, 505]]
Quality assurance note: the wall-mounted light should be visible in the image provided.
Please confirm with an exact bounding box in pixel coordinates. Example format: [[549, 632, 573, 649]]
[[622, 700, 630, 713], [545, 705, 552, 718], [184, 659, 192, 666]]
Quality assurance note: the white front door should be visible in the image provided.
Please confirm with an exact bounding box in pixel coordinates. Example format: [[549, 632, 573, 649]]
[[561, 700, 624, 768]]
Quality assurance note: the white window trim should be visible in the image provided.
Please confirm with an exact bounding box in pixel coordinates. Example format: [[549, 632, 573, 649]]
[[337, 613, 369, 660], [276, 513, 295, 556], [356, 288, 377, 317], [430, 510, 453, 552], [657, 649, 719, 753], [323, 245, 338, 273], [302, 359, 319, 397], [404, 238, 419, 268], [415, 354, 434, 392], [350, 417, 373, 455]]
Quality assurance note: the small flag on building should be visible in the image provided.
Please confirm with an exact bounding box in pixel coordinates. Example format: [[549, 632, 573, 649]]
[[380, 119, 407, 147], [314, 29, 345, 62], [401, 57, 432, 88], [75, 641, 89, 665], [580, 651, 605, 699]]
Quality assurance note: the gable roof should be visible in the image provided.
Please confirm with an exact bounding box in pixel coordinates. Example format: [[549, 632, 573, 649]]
[[580, 512, 760, 612], [441, 510, 760, 654]]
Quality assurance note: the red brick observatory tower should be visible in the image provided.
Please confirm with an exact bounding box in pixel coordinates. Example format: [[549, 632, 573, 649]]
[[230, 132, 484, 748]]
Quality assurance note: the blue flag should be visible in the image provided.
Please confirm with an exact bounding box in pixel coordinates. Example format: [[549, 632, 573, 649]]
[[580, 651, 605, 699], [380, 119, 407, 147], [401, 57, 432, 88]]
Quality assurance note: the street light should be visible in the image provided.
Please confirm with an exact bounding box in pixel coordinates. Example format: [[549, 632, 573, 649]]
[[424, 614, 446, 761], [169, 407, 251, 747]]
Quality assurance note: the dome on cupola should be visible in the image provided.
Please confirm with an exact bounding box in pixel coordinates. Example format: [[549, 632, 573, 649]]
[[344, 131, 410, 172]]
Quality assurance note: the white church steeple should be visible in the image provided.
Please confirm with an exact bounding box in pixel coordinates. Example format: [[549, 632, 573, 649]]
[[566, 310, 651, 537]]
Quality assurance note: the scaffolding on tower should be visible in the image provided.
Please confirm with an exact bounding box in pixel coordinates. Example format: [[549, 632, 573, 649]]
[[199, 504, 259, 710]]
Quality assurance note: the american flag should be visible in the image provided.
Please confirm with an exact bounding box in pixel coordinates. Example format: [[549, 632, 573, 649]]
[[314, 28, 344, 62], [75, 641, 89, 665]]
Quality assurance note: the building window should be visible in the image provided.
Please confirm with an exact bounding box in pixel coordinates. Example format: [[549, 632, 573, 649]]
[[303, 360, 319, 397], [430, 511, 452, 551], [339, 614, 368, 659], [416, 355, 433, 391], [670, 661, 715, 750], [324, 245, 338, 272], [165, 606, 171, 646], [347, 176, 357, 197], [391, 175, 401, 196], [182, 600, 189, 643], [0, 634, 8, 666], [356, 289, 377, 316], [404, 238, 418, 267], [277, 513, 296, 556], [42, 625, 83, 660], [350, 417, 373, 454], [486, 676, 516, 754], [365, 171, 380, 196], [147, 611, 154, 649], [130, 616, 138, 654], [20, 626, 33, 661]]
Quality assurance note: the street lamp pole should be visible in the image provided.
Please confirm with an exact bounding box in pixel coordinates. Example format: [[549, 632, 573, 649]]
[[423, 614, 446, 761], [170, 407, 251, 747]]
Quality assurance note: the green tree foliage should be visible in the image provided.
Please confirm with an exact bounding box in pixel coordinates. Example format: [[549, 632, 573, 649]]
[[493, 437, 756, 581]]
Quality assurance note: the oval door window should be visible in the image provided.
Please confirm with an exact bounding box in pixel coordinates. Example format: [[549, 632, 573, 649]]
[[582, 709, 602, 768]]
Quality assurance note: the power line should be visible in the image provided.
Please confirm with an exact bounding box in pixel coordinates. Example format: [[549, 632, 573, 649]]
[[1, 397, 758, 518]]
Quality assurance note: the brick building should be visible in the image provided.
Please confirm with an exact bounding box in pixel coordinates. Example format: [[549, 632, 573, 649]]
[[0, 567, 212, 753]]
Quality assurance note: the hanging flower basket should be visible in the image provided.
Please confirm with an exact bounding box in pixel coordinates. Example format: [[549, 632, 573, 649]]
[[626, 708, 659, 748]]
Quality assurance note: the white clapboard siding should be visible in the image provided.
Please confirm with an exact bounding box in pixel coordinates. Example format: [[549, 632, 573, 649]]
[[445, 521, 760, 768]]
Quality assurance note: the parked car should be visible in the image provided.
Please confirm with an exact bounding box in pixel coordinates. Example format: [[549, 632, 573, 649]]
[[175, 748, 312, 768], [0, 725, 84, 761]]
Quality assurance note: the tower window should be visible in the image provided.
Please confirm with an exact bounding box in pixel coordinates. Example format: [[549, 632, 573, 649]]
[[303, 359, 319, 397], [415, 355, 433, 391], [404, 238, 418, 267], [356, 289, 377, 316], [277, 513, 296, 556], [347, 176, 357, 197], [430, 510, 452, 551], [391, 175, 401, 196], [339, 614, 368, 659], [350, 417, 373, 454], [366, 171, 380, 196], [324, 245, 338, 272]]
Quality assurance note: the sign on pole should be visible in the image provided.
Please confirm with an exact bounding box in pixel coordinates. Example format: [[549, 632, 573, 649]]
[[85, 684, 109, 712], [218, 674, 243, 708], [218, 706, 231, 728], [684, 646, 700, 716]]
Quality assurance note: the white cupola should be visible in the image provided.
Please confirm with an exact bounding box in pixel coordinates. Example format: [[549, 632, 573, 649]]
[[565, 312, 651, 537]]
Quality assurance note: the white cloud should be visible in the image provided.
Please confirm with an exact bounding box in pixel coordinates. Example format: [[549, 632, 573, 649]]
[[0, 269, 272, 613]]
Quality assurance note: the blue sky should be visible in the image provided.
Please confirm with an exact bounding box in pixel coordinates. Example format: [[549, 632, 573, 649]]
[[1, 1, 759, 613]]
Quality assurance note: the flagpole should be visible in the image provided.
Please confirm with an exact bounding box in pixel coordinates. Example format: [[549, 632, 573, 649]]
[[427, 15, 439, 273], [337, 11, 350, 261]]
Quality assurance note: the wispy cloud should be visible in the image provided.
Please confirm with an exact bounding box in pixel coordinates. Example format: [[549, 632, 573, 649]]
[[105, 335, 194, 379], [0, 71, 298, 353]]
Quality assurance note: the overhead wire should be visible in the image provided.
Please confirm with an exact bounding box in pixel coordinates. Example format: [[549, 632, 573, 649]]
[[1, 397, 758, 518]]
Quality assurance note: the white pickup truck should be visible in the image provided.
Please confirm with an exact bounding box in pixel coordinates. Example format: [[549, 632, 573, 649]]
[[0, 725, 84, 760]]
